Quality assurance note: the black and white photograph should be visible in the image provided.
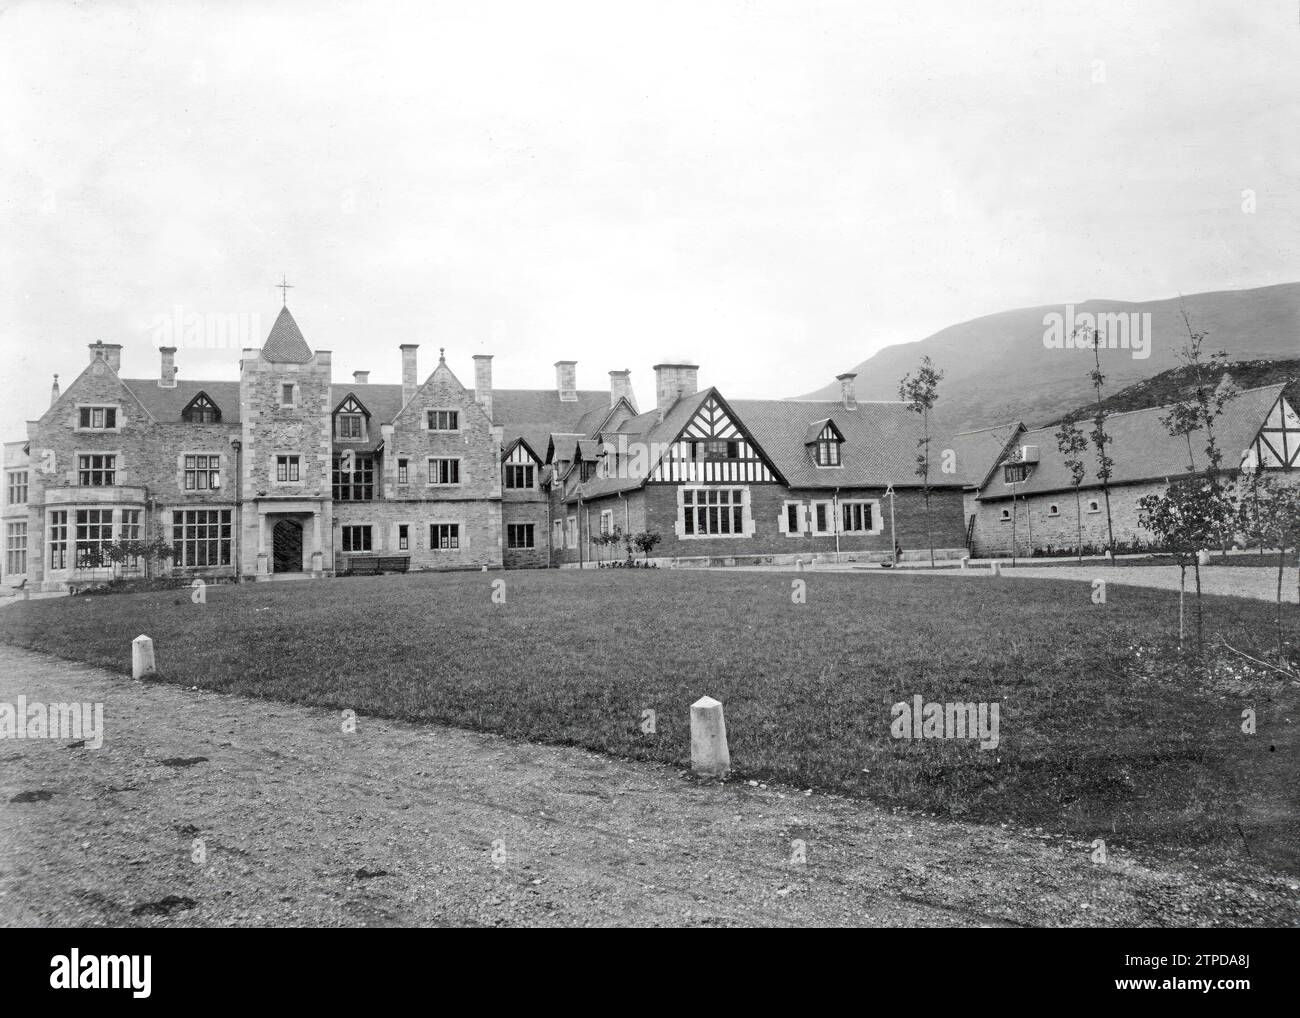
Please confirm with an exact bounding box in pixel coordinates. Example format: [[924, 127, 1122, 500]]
[[0, 0, 1296, 975]]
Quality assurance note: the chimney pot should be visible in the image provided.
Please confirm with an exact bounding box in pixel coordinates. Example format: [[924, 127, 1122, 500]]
[[352, 370, 370, 384], [836, 372, 857, 410], [653, 362, 700, 420], [400, 344, 419, 405], [473, 354, 494, 419], [555, 360, 577, 402], [159, 346, 178, 387], [608, 369, 634, 410]]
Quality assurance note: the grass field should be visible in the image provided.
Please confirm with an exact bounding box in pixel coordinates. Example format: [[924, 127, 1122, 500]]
[[2, 570, 1297, 871]]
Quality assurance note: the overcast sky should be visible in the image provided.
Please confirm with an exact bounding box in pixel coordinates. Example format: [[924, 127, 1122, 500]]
[[2, 0, 1297, 439]]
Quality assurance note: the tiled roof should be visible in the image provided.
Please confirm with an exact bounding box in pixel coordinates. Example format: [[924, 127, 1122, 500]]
[[977, 384, 1286, 500], [729, 398, 968, 489], [120, 379, 243, 425], [490, 389, 609, 433], [949, 421, 1023, 490], [261, 307, 313, 363]]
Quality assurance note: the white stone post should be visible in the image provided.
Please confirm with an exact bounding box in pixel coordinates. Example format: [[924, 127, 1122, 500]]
[[132, 634, 156, 679], [691, 696, 730, 778], [991, 561, 1002, 577]]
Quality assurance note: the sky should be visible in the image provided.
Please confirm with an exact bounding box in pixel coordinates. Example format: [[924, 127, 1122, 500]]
[[2, 0, 1298, 439]]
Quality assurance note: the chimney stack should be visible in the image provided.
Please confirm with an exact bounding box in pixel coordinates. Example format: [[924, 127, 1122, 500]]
[[400, 344, 419, 405], [473, 354, 494, 420], [50, 374, 60, 407], [609, 369, 633, 409], [837, 372, 857, 410], [654, 362, 699, 420], [554, 361, 577, 402], [89, 341, 122, 372], [159, 347, 178, 387], [352, 370, 370, 384]]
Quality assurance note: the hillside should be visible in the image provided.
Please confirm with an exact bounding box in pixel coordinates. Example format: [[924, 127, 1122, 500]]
[[798, 282, 1300, 432], [1046, 358, 1300, 428]]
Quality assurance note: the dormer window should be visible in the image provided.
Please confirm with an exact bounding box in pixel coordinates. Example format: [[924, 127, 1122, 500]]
[[816, 436, 840, 466], [807, 420, 844, 467], [182, 392, 221, 424], [334, 395, 368, 441], [1004, 463, 1031, 484]]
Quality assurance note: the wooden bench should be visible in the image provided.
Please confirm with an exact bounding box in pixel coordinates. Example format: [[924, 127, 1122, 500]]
[[345, 556, 410, 575]]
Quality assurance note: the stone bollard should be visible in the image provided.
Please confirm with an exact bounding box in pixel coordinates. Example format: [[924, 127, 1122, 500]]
[[990, 562, 1002, 577], [132, 634, 157, 680], [690, 696, 730, 778], [960, 556, 970, 571], [1197, 548, 1211, 566], [795, 557, 804, 572]]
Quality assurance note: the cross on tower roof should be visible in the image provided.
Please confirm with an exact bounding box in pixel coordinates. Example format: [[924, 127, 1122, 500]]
[[275, 274, 294, 306]]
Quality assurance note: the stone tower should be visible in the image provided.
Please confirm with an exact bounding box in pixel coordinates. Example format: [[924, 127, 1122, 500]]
[[238, 306, 335, 578]]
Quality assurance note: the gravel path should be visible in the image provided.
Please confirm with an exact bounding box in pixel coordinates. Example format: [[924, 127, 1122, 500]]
[[2, 644, 1297, 927]]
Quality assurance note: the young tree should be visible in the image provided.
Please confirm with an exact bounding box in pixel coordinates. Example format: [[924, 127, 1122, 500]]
[[632, 530, 662, 564], [1138, 478, 1233, 656], [898, 356, 945, 568], [1054, 416, 1089, 562], [1079, 325, 1117, 562], [1162, 307, 1235, 558], [1236, 474, 1300, 661]]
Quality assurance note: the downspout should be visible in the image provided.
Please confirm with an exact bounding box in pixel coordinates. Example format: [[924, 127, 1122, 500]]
[[231, 438, 242, 581], [833, 486, 841, 565], [577, 491, 584, 570]]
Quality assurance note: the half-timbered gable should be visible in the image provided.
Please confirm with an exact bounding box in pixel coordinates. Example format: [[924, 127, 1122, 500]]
[[1250, 392, 1300, 470], [647, 392, 780, 485]]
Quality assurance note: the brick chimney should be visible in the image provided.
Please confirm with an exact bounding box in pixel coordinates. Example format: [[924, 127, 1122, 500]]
[[654, 363, 699, 420], [837, 372, 857, 410], [609, 369, 633, 409], [89, 341, 122, 372], [555, 360, 577, 402], [352, 370, 370, 384], [400, 344, 419, 405], [473, 354, 494, 420], [159, 346, 178, 387]]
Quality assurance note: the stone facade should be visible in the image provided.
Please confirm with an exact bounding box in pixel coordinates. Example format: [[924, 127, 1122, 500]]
[[3, 313, 990, 589]]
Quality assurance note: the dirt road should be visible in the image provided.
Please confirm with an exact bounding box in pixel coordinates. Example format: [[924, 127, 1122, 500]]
[[1, 645, 1296, 927]]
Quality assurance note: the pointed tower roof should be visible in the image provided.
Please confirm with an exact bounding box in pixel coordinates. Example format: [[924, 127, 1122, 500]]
[[261, 306, 313, 363]]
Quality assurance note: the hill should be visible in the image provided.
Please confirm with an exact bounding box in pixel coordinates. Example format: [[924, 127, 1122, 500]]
[[798, 282, 1300, 431], [1046, 358, 1300, 428]]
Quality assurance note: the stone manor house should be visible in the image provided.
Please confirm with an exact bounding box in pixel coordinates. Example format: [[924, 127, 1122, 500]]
[[2, 305, 1297, 590]]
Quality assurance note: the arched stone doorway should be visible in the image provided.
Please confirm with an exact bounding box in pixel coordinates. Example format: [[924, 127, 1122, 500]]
[[272, 519, 303, 573]]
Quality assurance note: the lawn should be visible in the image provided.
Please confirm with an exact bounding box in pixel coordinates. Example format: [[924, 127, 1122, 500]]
[[2, 569, 1296, 872]]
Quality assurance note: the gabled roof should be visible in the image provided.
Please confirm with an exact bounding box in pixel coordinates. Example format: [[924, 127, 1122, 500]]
[[729, 398, 967, 489], [949, 421, 1023, 490], [121, 379, 242, 425], [501, 431, 548, 463], [977, 384, 1288, 501], [261, 306, 313, 363], [802, 418, 843, 445]]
